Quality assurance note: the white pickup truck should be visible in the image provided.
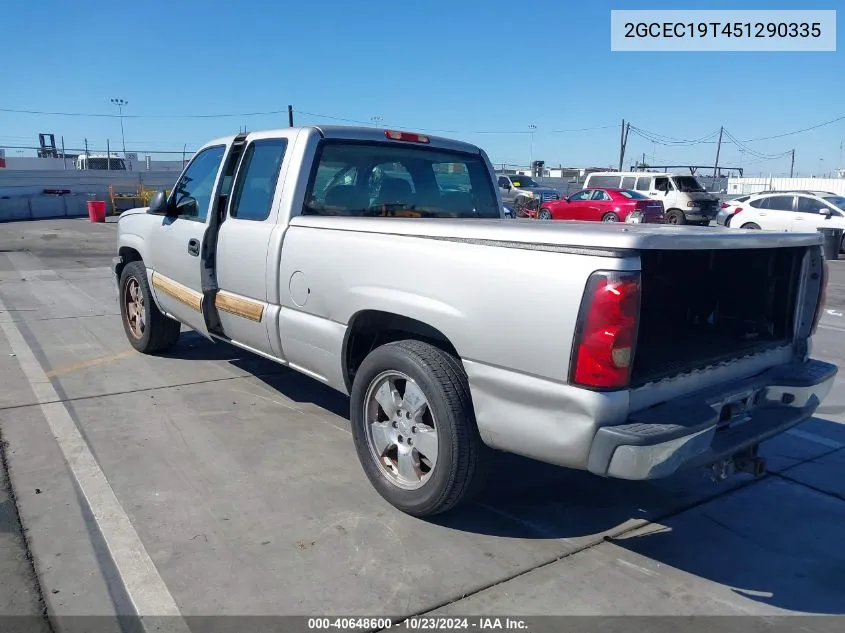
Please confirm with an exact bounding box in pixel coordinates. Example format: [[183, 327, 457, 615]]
[[113, 126, 836, 517]]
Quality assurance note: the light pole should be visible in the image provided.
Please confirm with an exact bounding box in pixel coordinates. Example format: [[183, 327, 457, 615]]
[[371, 116, 383, 127], [110, 98, 128, 158], [528, 124, 537, 166]]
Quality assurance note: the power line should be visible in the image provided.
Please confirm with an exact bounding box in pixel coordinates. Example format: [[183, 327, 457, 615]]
[[741, 113, 845, 142], [0, 104, 617, 135], [722, 129, 791, 160]]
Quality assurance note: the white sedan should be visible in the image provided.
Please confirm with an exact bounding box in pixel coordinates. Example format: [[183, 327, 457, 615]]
[[730, 191, 845, 248]]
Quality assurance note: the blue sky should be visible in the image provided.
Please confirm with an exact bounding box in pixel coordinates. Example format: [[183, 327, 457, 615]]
[[1, 0, 843, 176]]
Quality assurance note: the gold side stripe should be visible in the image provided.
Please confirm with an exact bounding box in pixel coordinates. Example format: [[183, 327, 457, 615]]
[[151, 272, 203, 312], [215, 291, 265, 322]]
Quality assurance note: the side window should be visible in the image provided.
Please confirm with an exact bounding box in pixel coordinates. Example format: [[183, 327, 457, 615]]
[[653, 177, 670, 192], [591, 190, 611, 201], [766, 195, 795, 211], [749, 197, 769, 209], [796, 197, 825, 214], [229, 139, 288, 221], [498, 176, 510, 187], [569, 190, 593, 201], [620, 176, 636, 189], [170, 145, 226, 221], [635, 176, 652, 191], [587, 175, 622, 188]]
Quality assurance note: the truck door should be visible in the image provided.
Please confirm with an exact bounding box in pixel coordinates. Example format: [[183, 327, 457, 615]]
[[209, 132, 293, 355], [147, 144, 228, 339]]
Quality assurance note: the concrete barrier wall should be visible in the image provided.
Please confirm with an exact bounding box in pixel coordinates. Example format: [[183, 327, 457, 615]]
[[0, 169, 179, 197], [0, 194, 103, 222], [0, 169, 181, 222]]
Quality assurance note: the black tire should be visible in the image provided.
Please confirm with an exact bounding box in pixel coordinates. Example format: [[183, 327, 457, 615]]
[[350, 340, 489, 517], [665, 209, 686, 225], [840, 234, 845, 254], [119, 261, 181, 354], [538, 208, 553, 220], [741, 222, 761, 230], [601, 212, 620, 223]]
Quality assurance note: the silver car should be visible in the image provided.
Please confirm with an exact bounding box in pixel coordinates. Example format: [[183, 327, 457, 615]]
[[497, 174, 561, 213]]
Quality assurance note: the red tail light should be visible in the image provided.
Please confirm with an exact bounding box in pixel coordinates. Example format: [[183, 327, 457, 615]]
[[571, 271, 641, 389], [811, 259, 829, 335], [720, 202, 730, 208]]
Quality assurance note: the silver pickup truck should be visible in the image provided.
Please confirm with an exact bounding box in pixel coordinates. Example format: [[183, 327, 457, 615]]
[[113, 125, 836, 517]]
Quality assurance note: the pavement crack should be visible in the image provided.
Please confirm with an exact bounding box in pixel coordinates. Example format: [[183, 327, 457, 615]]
[[0, 370, 289, 412], [772, 469, 845, 503], [380, 473, 773, 630]]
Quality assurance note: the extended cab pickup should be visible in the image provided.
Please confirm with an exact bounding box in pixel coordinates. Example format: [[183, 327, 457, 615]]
[[113, 126, 836, 517]]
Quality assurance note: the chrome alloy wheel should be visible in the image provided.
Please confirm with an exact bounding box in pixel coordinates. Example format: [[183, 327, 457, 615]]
[[363, 371, 438, 490], [123, 276, 146, 339]]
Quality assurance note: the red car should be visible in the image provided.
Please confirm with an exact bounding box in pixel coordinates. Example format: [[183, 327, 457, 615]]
[[538, 188, 665, 223]]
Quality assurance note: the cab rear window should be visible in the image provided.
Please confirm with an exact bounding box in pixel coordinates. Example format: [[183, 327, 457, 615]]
[[302, 141, 499, 219]]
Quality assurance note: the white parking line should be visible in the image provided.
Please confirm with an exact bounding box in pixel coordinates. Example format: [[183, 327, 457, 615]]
[[0, 293, 190, 632]]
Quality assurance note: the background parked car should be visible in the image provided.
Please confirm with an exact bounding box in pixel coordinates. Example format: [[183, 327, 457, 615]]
[[497, 174, 561, 216], [538, 188, 665, 223], [583, 171, 718, 225], [729, 190, 845, 250], [716, 195, 750, 226]]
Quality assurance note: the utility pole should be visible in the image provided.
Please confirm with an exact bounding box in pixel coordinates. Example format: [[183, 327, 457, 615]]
[[528, 124, 537, 166], [617, 119, 629, 171], [790, 149, 795, 178], [61, 136, 66, 170], [288, 105, 294, 127], [712, 126, 723, 178], [84, 138, 89, 159], [110, 98, 128, 158]]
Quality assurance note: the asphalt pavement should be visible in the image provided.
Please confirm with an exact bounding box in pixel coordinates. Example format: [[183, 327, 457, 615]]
[[0, 218, 843, 630]]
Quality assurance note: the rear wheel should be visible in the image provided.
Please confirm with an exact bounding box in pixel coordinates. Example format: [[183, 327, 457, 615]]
[[119, 261, 181, 354], [350, 340, 489, 517], [601, 212, 619, 223], [665, 209, 686, 225], [741, 222, 761, 230]]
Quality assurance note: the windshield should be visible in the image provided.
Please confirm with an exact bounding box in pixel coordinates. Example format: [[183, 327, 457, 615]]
[[672, 176, 706, 192], [823, 195, 845, 210], [510, 176, 538, 187], [303, 140, 499, 219], [619, 190, 649, 199]]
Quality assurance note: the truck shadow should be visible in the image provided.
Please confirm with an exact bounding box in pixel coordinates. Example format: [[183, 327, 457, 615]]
[[165, 334, 845, 614]]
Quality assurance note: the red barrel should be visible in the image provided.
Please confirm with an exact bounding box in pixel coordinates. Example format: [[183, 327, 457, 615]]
[[87, 200, 106, 223]]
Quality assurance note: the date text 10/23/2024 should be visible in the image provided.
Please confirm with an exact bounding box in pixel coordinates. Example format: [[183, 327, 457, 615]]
[[307, 617, 530, 631], [610, 9, 836, 51]]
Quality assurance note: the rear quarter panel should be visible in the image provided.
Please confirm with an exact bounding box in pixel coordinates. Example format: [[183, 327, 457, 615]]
[[275, 220, 636, 391]]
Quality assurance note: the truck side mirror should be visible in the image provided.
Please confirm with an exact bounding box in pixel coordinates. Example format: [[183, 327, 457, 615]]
[[148, 190, 170, 215], [501, 184, 511, 191]]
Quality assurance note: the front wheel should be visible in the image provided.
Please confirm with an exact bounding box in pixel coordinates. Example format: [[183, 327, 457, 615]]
[[538, 208, 553, 220], [119, 261, 181, 354], [350, 340, 489, 517]]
